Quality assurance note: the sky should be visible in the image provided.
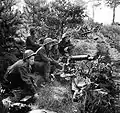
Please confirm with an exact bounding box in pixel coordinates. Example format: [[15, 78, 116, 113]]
[[86, 0, 120, 25], [15, 0, 120, 25]]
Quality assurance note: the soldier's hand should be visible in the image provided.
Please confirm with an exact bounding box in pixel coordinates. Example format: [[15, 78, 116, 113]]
[[34, 93, 39, 98], [87, 56, 94, 61], [64, 47, 69, 52]]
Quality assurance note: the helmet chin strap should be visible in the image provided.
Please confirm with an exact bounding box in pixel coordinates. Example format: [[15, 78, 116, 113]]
[[25, 61, 32, 72], [24, 59, 31, 67]]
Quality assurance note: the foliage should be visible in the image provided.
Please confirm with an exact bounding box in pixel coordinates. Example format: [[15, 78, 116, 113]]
[[105, 0, 120, 24], [101, 25, 120, 52], [105, 0, 120, 8], [73, 40, 97, 56], [1, 82, 72, 113], [0, 0, 23, 52], [72, 58, 116, 113], [0, 0, 24, 81], [23, 0, 86, 39], [1, 1, 120, 113], [72, 20, 120, 63]]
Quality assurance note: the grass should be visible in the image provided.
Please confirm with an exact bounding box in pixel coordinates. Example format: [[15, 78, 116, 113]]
[[33, 80, 80, 113], [2, 80, 75, 113]]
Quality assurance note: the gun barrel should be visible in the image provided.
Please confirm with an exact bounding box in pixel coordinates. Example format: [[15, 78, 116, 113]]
[[70, 55, 89, 61]]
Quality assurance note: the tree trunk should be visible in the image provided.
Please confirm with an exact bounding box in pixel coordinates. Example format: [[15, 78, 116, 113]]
[[92, 4, 95, 22], [112, 1, 116, 24]]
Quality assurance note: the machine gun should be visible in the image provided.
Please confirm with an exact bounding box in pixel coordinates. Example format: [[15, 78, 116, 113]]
[[60, 54, 94, 64], [54, 55, 95, 84], [69, 55, 94, 61], [63, 54, 94, 74]]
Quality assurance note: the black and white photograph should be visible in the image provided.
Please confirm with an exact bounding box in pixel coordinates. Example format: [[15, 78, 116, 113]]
[[0, 0, 120, 113]]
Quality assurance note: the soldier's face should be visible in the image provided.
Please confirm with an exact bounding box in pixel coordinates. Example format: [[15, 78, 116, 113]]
[[28, 56, 35, 65], [46, 43, 53, 50], [65, 37, 69, 42], [55, 44, 58, 49]]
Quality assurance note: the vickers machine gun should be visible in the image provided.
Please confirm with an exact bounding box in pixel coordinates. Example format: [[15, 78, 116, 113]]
[[54, 54, 94, 84]]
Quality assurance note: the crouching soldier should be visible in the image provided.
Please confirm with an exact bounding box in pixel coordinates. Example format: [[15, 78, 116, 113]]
[[35, 38, 63, 83], [4, 50, 37, 99], [58, 32, 74, 56]]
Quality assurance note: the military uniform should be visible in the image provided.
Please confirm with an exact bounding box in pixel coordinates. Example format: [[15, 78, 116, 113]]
[[5, 62, 36, 96], [58, 39, 74, 56], [35, 45, 62, 82], [50, 46, 60, 61], [26, 36, 40, 52]]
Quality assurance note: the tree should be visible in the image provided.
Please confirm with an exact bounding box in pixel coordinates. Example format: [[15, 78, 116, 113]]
[[85, 0, 102, 21], [74, 0, 85, 6], [0, 0, 23, 80], [0, 0, 23, 53], [105, 0, 120, 24], [23, 0, 86, 39]]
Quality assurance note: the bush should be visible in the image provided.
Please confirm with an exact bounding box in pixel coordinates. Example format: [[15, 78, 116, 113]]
[[101, 25, 120, 52], [73, 40, 97, 56]]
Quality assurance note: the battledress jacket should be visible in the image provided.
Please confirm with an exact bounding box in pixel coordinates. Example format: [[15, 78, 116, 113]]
[[5, 61, 36, 94], [26, 36, 40, 52], [35, 46, 62, 69], [58, 39, 74, 56]]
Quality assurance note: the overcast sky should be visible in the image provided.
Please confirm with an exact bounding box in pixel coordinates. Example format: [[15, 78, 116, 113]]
[[16, 0, 120, 25], [86, 0, 120, 24]]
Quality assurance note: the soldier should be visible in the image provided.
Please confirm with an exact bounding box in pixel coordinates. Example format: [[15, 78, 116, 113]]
[[35, 38, 62, 83], [58, 33, 74, 56], [49, 39, 60, 61], [4, 50, 37, 98], [49, 39, 60, 74], [26, 28, 40, 52]]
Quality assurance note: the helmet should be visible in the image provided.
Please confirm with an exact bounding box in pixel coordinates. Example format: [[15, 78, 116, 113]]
[[43, 38, 54, 45], [62, 32, 71, 39], [30, 28, 35, 34], [52, 39, 58, 45], [23, 50, 36, 60]]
